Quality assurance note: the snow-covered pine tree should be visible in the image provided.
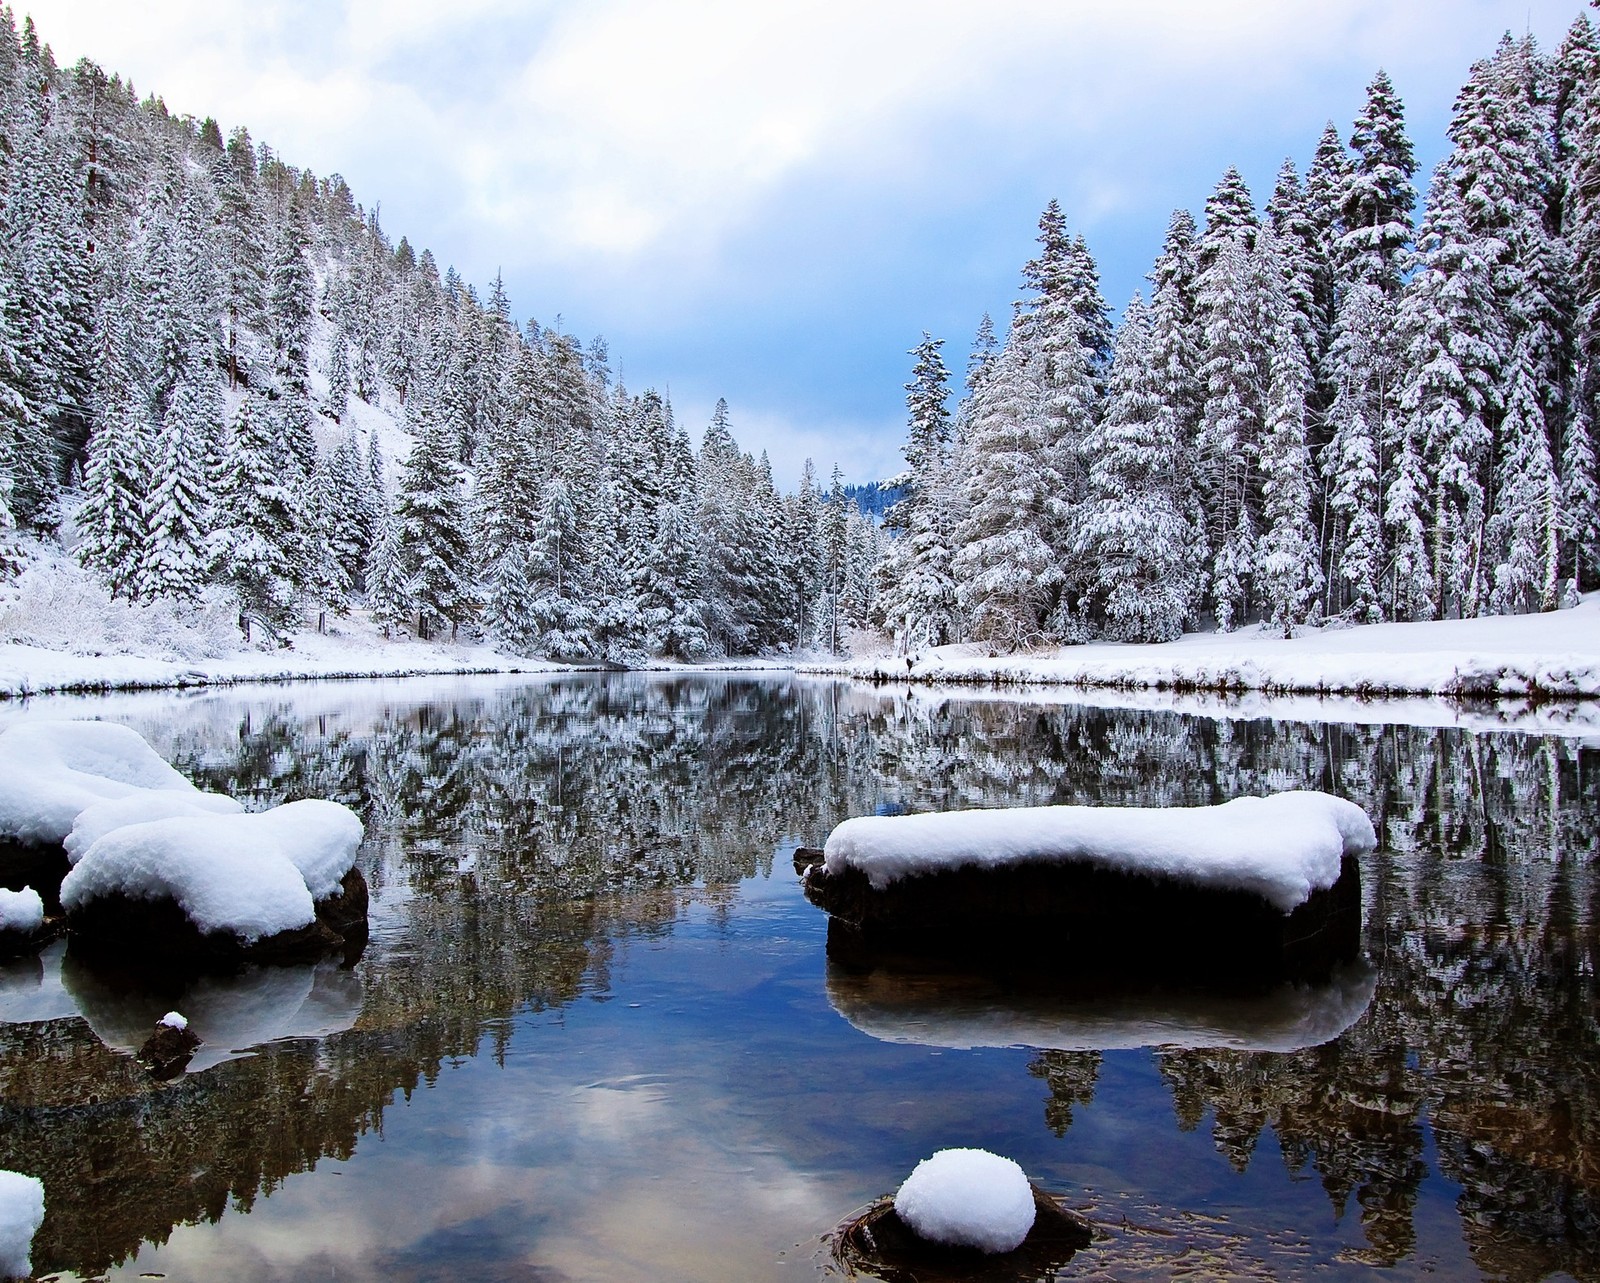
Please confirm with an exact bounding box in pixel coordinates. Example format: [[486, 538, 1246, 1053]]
[[1256, 287, 1324, 635], [268, 201, 317, 476], [951, 338, 1059, 650], [877, 333, 959, 651], [1322, 283, 1389, 623], [1339, 69, 1418, 298], [366, 505, 411, 638], [527, 472, 594, 659], [208, 387, 301, 633], [324, 333, 351, 422], [1075, 294, 1199, 641], [395, 395, 477, 641], [138, 358, 216, 601], [1396, 161, 1500, 617], [1194, 231, 1265, 631]]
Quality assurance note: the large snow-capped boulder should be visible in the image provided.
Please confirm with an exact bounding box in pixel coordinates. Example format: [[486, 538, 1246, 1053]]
[[802, 791, 1372, 977], [61, 800, 367, 966]]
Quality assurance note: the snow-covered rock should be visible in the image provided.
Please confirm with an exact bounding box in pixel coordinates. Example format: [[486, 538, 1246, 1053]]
[[61, 800, 365, 957], [0, 888, 41, 935], [894, 1149, 1035, 1254], [65, 789, 242, 865], [822, 790, 1374, 914], [0, 1169, 44, 1281]]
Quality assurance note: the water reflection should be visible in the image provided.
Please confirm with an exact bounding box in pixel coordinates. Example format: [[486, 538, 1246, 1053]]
[[0, 674, 1593, 1280], [826, 957, 1378, 1053]]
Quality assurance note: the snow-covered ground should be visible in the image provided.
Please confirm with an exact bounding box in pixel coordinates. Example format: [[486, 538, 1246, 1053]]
[[808, 594, 1600, 704]]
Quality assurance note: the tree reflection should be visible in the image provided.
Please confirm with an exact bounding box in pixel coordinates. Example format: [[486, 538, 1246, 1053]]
[[0, 677, 1595, 1278]]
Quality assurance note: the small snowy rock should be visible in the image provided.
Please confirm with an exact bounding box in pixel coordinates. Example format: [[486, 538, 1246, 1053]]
[[159, 1010, 188, 1030], [0, 1168, 44, 1281], [0, 888, 43, 935], [894, 1148, 1035, 1254]]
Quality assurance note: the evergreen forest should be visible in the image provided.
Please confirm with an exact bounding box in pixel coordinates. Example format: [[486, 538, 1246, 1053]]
[[0, 10, 1597, 660]]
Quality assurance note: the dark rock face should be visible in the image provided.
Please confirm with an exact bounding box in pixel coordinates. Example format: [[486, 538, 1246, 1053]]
[[0, 916, 63, 962], [137, 1021, 203, 1080], [0, 835, 69, 911], [65, 867, 370, 971], [833, 1185, 1093, 1283], [800, 850, 1362, 982]]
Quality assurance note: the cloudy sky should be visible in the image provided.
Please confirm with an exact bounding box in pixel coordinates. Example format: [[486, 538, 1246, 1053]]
[[19, 0, 1590, 487]]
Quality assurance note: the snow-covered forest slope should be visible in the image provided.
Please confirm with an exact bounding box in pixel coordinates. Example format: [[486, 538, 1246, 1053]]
[[1, 9, 1598, 695], [0, 10, 882, 672]]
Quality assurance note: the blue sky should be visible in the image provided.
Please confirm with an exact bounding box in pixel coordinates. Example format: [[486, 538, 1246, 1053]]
[[22, 0, 1590, 488]]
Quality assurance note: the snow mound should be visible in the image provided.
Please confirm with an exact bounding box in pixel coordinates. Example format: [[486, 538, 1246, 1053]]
[[894, 1148, 1035, 1254], [0, 719, 207, 845], [60, 800, 364, 943], [159, 1010, 188, 1030], [823, 790, 1374, 914], [0, 1168, 44, 1280], [0, 888, 42, 934], [65, 789, 243, 865]]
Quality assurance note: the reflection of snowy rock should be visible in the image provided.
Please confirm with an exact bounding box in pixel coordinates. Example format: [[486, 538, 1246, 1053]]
[[60, 952, 363, 1073], [0, 1169, 44, 1281], [62, 801, 367, 966], [826, 954, 1377, 1053], [0, 938, 76, 1024]]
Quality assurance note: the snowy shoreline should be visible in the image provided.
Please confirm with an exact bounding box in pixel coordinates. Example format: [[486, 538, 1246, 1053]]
[[0, 637, 792, 701], [802, 595, 1600, 704]]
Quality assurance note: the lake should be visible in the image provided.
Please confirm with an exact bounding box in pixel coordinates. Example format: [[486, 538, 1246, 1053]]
[[1, 673, 1596, 1281]]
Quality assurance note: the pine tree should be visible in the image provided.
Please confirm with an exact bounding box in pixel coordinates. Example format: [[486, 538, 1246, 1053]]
[[268, 204, 317, 475], [951, 341, 1058, 650], [395, 396, 477, 641], [1256, 300, 1324, 635], [138, 362, 215, 601], [1339, 69, 1418, 297], [1075, 294, 1199, 641], [209, 388, 301, 632], [1323, 284, 1388, 622], [877, 334, 960, 650]]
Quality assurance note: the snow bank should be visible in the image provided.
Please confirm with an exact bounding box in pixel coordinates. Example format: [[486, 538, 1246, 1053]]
[[810, 593, 1600, 703], [60, 800, 363, 943], [894, 1149, 1035, 1254], [0, 1169, 44, 1281], [0, 719, 205, 844], [823, 791, 1374, 914]]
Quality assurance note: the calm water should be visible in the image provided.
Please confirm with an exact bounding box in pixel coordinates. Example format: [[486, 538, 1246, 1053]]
[[1, 673, 1597, 1281]]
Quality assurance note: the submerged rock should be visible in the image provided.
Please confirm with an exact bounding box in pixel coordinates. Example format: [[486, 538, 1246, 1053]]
[[833, 1184, 1092, 1283], [136, 1013, 202, 1080]]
